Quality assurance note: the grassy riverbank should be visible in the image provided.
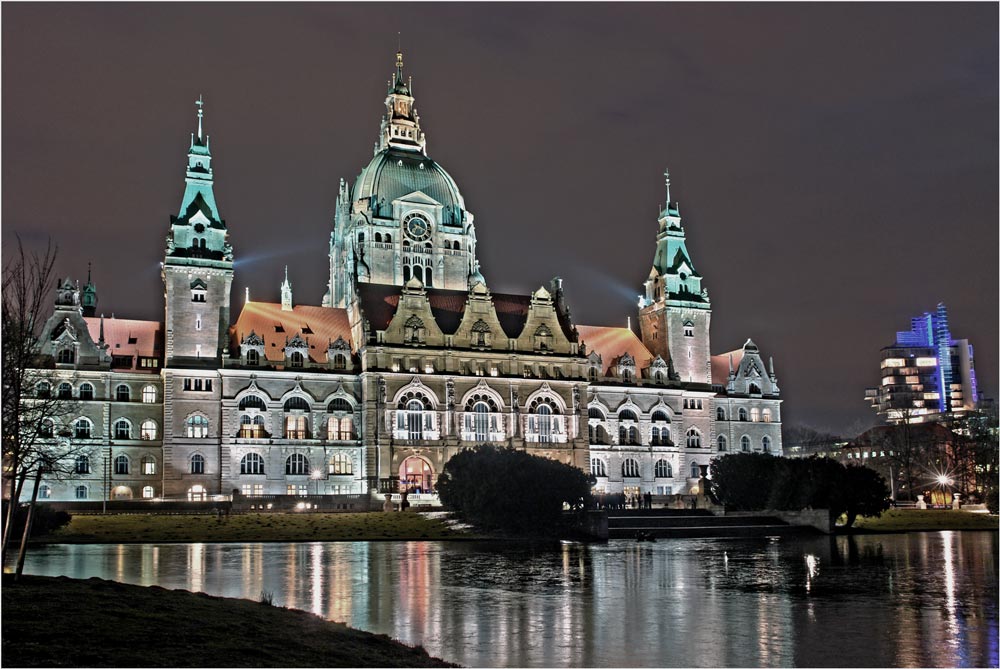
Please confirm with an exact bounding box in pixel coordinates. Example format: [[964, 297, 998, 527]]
[[39, 511, 479, 544], [851, 509, 999, 532], [2, 575, 455, 667]]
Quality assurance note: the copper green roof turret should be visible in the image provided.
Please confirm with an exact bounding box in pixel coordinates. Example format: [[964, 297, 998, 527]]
[[177, 95, 221, 223], [82, 261, 98, 317], [378, 48, 427, 154]]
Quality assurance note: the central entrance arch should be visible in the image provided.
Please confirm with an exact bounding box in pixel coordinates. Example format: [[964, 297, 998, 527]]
[[399, 456, 434, 493]]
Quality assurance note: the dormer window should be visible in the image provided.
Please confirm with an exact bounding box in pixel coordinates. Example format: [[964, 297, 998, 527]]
[[471, 320, 491, 348], [57, 349, 75, 364], [534, 324, 553, 352], [190, 278, 208, 303], [247, 350, 259, 366], [289, 352, 304, 368]]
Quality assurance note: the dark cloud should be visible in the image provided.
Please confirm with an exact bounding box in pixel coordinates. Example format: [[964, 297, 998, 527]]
[[3, 3, 996, 435]]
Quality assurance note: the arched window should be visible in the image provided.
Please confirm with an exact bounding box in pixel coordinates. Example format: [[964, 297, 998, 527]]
[[58, 349, 75, 364], [75, 485, 88, 500], [622, 458, 640, 478], [750, 408, 760, 423], [651, 426, 670, 446], [289, 351, 304, 368], [717, 435, 728, 452], [588, 407, 605, 420], [762, 409, 772, 423], [79, 383, 95, 401], [686, 428, 701, 448], [190, 453, 205, 474], [591, 458, 607, 477], [36, 381, 51, 398], [328, 453, 353, 475], [328, 397, 353, 413], [285, 415, 308, 439], [114, 455, 129, 475], [471, 401, 491, 442], [332, 354, 347, 370], [413, 265, 424, 283], [239, 414, 267, 439], [116, 384, 130, 402], [655, 460, 673, 478], [241, 453, 265, 475], [285, 453, 309, 475], [741, 435, 751, 452], [39, 484, 52, 499], [618, 409, 638, 422], [75, 417, 93, 439], [618, 426, 639, 445], [57, 382, 72, 399], [39, 419, 54, 438], [403, 265, 411, 283], [588, 366, 599, 381], [246, 349, 260, 366], [762, 436, 772, 453], [142, 486, 155, 499], [142, 386, 157, 403], [535, 404, 553, 443], [328, 416, 353, 440], [141, 455, 156, 475], [239, 394, 267, 410], [113, 418, 131, 440], [284, 396, 310, 412], [140, 420, 157, 440], [75, 455, 90, 474], [651, 410, 669, 423], [374, 232, 382, 243], [425, 268, 433, 287], [690, 461, 701, 479], [186, 415, 209, 438], [716, 407, 726, 421], [749, 383, 761, 395], [738, 407, 748, 422], [385, 234, 392, 243], [403, 399, 426, 440]]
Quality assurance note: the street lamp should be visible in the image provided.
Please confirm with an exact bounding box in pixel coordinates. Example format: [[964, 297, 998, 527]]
[[310, 469, 323, 497]]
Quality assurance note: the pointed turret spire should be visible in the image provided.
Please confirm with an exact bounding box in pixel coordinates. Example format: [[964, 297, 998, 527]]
[[196, 94, 204, 141], [378, 46, 426, 154], [281, 266, 293, 311], [82, 262, 98, 317], [175, 96, 220, 222], [664, 168, 671, 205]]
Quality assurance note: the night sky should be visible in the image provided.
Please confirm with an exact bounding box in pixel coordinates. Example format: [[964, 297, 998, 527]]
[[3, 3, 997, 435]]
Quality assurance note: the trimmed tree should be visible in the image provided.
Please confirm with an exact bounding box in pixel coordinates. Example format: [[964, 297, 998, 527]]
[[436, 445, 592, 534]]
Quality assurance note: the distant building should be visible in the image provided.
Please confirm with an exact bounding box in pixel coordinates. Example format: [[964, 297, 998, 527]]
[[866, 303, 981, 424]]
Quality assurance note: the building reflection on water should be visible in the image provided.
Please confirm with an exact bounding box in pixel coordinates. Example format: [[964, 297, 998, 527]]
[[18, 532, 999, 668]]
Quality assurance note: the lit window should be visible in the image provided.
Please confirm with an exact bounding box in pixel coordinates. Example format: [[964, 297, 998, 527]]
[[328, 453, 353, 475], [141, 456, 156, 475], [142, 486, 155, 499], [140, 420, 157, 440], [142, 386, 157, 403], [762, 409, 772, 423], [186, 414, 209, 438], [750, 408, 760, 422]]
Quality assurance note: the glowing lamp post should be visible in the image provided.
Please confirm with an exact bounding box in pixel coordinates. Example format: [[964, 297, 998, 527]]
[[311, 469, 323, 497]]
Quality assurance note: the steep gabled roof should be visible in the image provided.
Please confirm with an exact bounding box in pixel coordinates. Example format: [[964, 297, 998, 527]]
[[83, 316, 163, 369], [577, 325, 653, 375], [230, 302, 352, 363], [356, 284, 560, 340], [710, 349, 745, 385]]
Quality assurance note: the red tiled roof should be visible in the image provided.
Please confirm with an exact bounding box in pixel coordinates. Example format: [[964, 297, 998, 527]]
[[84, 317, 163, 370], [710, 349, 745, 385], [577, 325, 653, 375], [230, 302, 352, 362]]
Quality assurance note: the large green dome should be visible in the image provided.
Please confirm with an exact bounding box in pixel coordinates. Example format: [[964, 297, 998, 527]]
[[352, 148, 465, 224]]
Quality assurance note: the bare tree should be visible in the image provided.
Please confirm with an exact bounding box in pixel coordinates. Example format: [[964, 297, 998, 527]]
[[2, 238, 81, 566]]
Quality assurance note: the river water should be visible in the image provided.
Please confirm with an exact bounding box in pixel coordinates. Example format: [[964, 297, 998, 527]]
[[20, 532, 999, 667]]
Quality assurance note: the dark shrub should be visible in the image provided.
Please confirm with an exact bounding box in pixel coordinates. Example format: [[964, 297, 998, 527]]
[[436, 445, 592, 533], [986, 489, 999, 515], [710, 453, 780, 511], [2, 501, 72, 538]]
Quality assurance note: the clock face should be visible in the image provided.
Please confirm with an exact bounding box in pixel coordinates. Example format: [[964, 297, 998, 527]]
[[404, 213, 431, 241]]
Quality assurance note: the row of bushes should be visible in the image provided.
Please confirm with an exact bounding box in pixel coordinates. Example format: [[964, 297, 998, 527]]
[[710, 453, 891, 527]]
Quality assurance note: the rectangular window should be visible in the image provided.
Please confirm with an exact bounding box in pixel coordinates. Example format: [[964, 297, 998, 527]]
[[286, 484, 308, 497], [184, 379, 192, 391]]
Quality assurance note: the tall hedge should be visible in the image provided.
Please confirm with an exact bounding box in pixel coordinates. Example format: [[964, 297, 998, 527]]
[[436, 445, 592, 533], [710, 453, 890, 527]]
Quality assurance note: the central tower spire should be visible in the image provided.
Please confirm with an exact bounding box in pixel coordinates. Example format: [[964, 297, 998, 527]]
[[378, 49, 426, 154]]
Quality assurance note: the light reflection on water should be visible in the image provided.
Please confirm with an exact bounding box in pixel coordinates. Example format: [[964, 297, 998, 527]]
[[20, 532, 999, 668]]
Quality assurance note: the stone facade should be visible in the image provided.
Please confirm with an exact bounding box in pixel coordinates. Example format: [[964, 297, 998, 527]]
[[30, 50, 783, 502]]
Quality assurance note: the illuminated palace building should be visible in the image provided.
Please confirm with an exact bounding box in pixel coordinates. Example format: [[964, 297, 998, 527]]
[[33, 52, 782, 502], [865, 303, 981, 424]]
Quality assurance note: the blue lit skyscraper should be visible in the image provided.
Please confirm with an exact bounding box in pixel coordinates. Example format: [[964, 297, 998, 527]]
[[866, 303, 980, 424]]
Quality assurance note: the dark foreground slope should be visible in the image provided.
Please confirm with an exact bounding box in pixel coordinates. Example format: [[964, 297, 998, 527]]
[[2, 575, 455, 668]]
